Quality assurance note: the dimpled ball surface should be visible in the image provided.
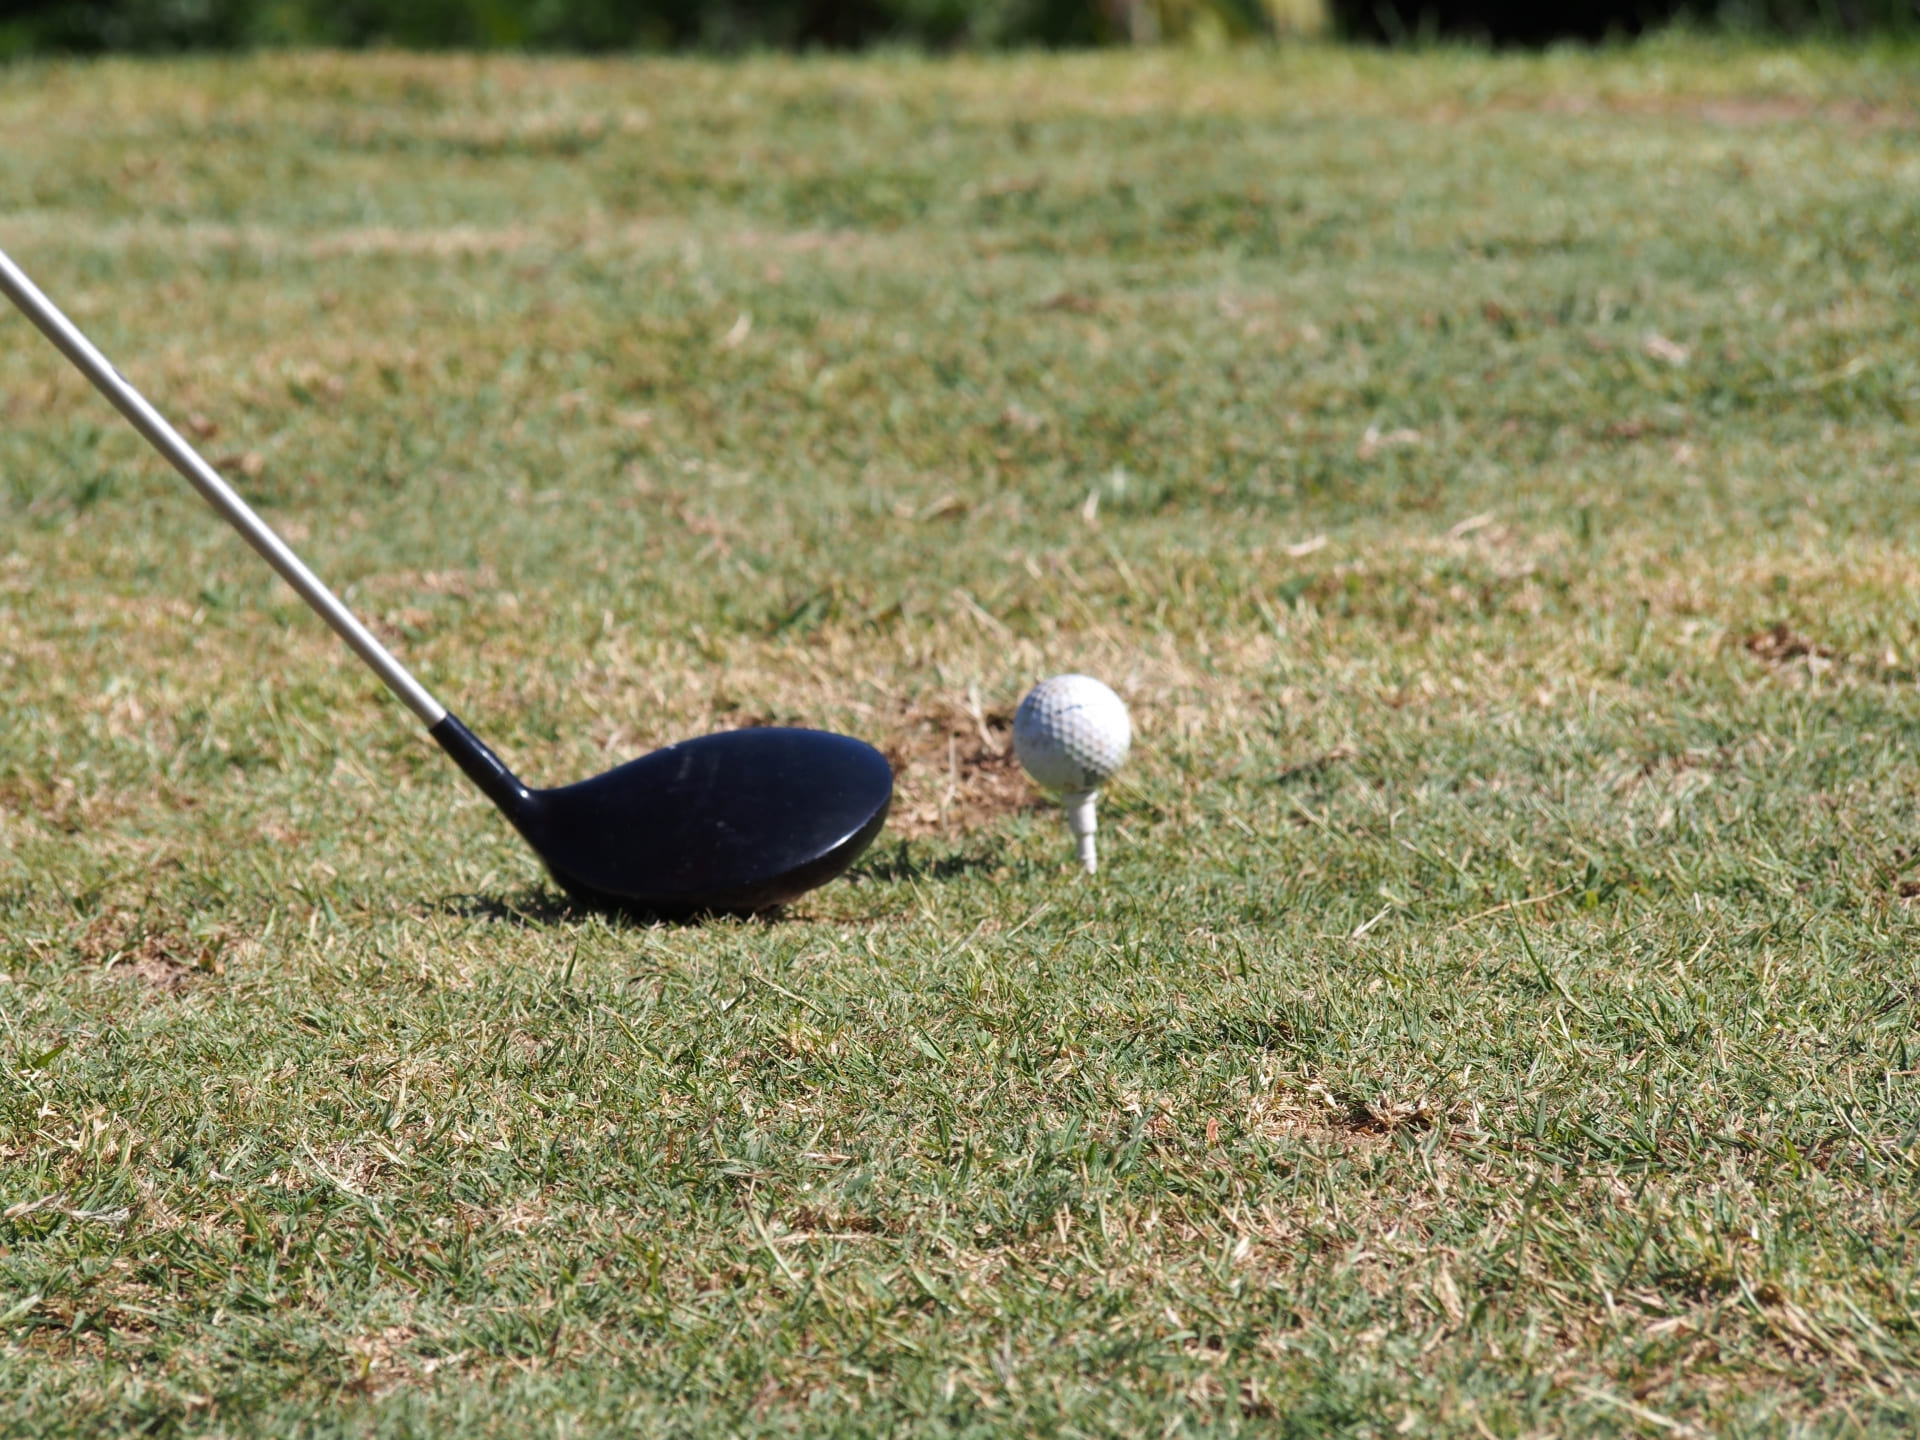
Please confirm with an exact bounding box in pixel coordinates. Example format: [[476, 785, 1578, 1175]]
[[1013, 674, 1132, 793]]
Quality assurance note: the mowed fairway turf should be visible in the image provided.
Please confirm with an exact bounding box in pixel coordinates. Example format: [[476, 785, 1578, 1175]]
[[4, 40, 1920, 1436]]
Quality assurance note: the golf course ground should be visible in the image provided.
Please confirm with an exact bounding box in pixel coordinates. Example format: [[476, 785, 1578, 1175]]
[[4, 38, 1920, 1435]]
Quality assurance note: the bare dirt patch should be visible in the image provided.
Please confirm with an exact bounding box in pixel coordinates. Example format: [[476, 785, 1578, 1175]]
[[880, 693, 1038, 839]]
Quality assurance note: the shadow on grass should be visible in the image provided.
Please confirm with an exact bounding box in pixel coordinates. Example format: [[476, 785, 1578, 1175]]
[[848, 838, 1018, 884], [435, 837, 1022, 926], [434, 886, 786, 930]]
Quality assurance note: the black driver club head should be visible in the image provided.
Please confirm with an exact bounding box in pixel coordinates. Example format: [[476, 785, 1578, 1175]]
[[433, 716, 893, 919]]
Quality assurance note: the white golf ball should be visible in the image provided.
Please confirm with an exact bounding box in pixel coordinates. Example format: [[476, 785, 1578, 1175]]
[[1013, 674, 1131, 795]]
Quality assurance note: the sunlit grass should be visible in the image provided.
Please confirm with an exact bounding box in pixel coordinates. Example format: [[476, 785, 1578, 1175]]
[[3, 39, 1920, 1436]]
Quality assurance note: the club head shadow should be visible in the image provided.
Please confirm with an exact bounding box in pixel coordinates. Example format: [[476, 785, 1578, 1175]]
[[433, 719, 893, 920]]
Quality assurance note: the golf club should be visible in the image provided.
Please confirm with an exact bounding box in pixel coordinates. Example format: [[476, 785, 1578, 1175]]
[[0, 247, 892, 917]]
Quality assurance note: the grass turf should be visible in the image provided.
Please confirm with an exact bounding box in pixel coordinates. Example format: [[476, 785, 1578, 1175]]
[[3, 37, 1920, 1437]]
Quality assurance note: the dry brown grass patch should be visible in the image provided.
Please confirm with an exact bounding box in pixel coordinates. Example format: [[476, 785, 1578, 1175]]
[[77, 907, 230, 991], [1244, 1085, 1438, 1147], [1743, 623, 1836, 666]]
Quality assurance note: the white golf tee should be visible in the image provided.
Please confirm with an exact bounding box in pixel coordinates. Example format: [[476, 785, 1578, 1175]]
[[1064, 790, 1099, 874]]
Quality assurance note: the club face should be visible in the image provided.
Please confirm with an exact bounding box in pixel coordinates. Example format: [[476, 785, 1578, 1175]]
[[517, 727, 893, 919]]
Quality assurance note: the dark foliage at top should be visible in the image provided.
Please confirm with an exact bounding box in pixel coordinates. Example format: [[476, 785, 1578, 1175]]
[[0, 0, 1111, 52], [0, 0, 1913, 52], [1331, 0, 1918, 45]]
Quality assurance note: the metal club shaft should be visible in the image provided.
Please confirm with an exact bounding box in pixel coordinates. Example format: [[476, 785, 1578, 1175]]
[[0, 246, 446, 727]]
